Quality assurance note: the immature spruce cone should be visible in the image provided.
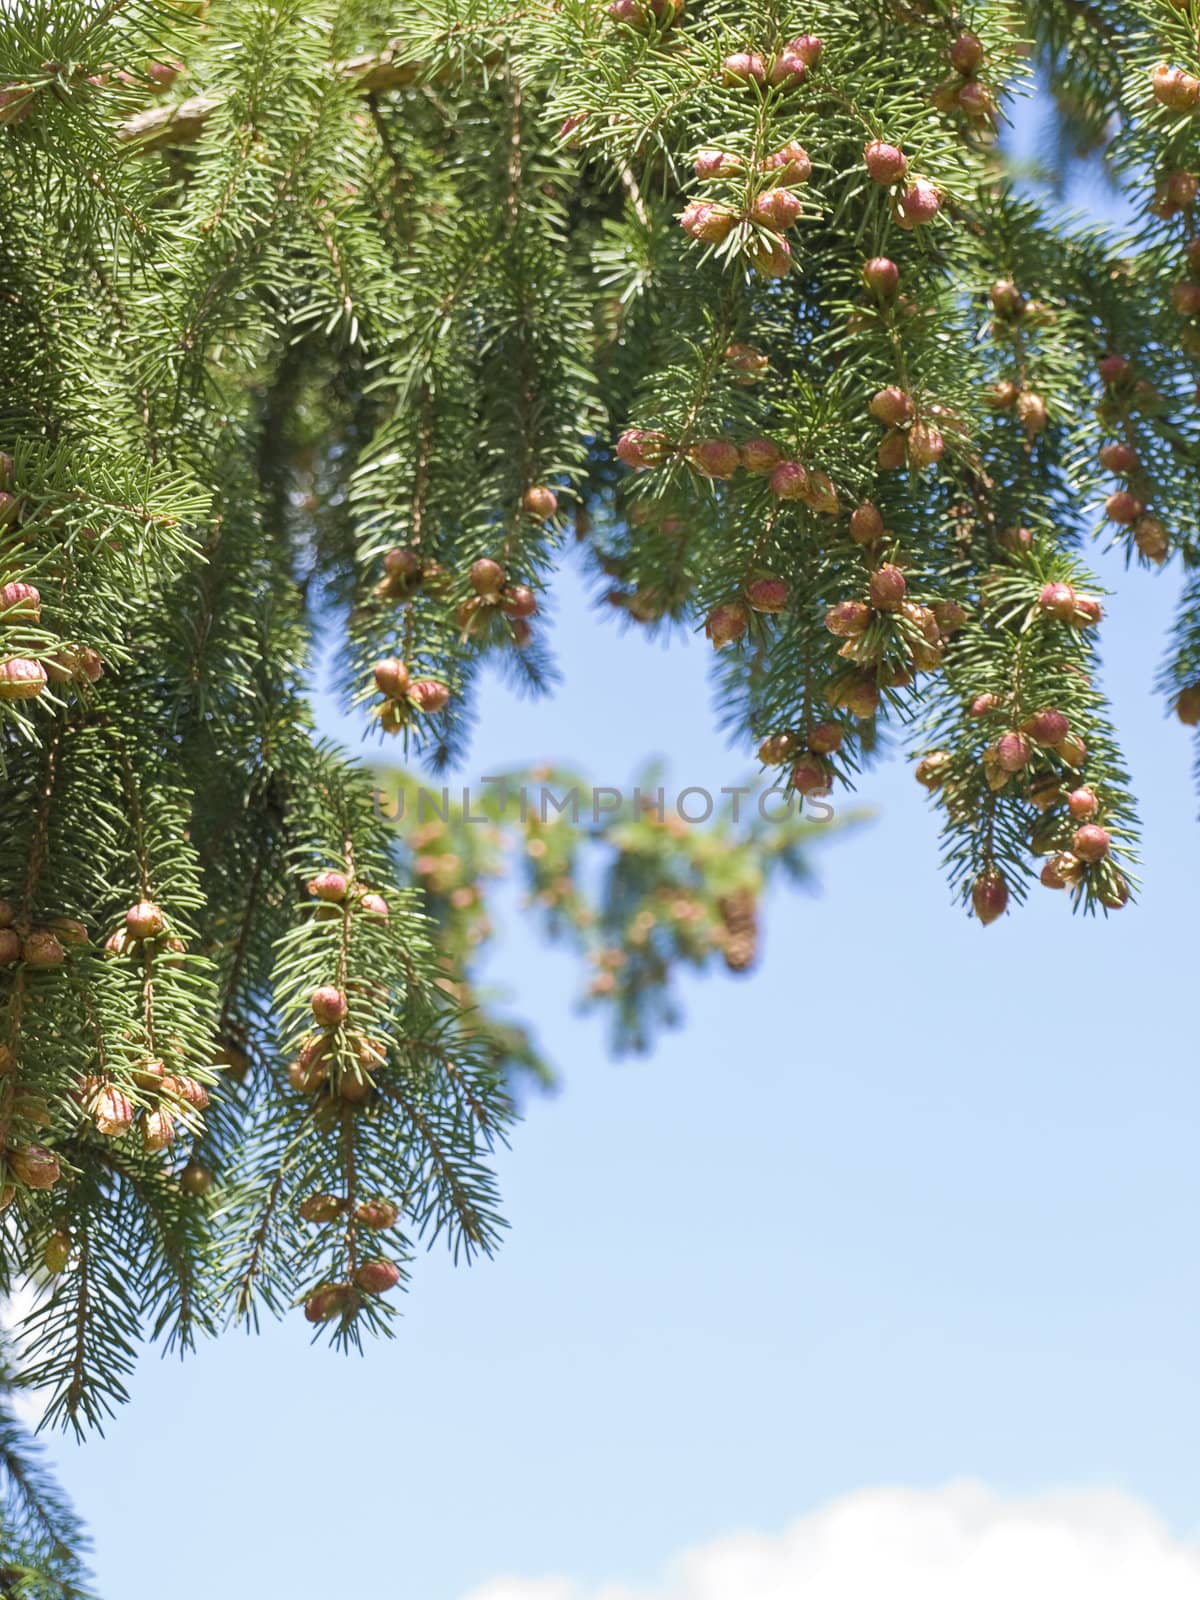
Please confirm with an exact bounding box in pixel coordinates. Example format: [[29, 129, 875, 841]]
[[716, 887, 758, 973], [180, 1160, 213, 1196], [354, 1259, 401, 1295]]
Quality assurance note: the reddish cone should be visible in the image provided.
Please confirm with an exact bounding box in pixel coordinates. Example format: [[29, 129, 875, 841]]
[[971, 869, 1009, 925]]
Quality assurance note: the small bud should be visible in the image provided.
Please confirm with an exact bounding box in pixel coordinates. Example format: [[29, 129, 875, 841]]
[[1172, 281, 1200, 316], [615, 429, 669, 470], [162, 1075, 209, 1110], [741, 438, 782, 475], [0, 582, 40, 620], [1072, 595, 1103, 628], [1151, 63, 1200, 113], [1067, 787, 1099, 820], [1166, 170, 1198, 209], [1105, 490, 1143, 525], [142, 1109, 175, 1153], [382, 546, 421, 582], [824, 600, 872, 638], [1053, 851, 1087, 888], [842, 675, 880, 719], [1038, 582, 1077, 621], [147, 60, 181, 89], [522, 486, 558, 520], [1040, 858, 1069, 890], [680, 201, 737, 246], [957, 80, 995, 120], [180, 1160, 213, 1196], [304, 1283, 353, 1323], [705, 602, 749, 649], [1023, 708, 1069, 747], [877, 431, 907, 471], [1176, 683, 1200, 724], [747, 233, 792, 278], [758, 733, 796, 765], [131, 1058, 166, 1091], [308, 871, 348, 904], [894, 178, 941, 228], [688, 438, 740, 478], [1028, 775, 1064, 814], [0, 930, 22, 966], [22, 931, 64, 968], [8, 1145, 60, 1190], [868, 565, 906, 610], [0, 659, 47, 701], [694, 148, 742, 178], [724, 341, 769, 383], [971, 869, 1009, 925], [356, 1198, 400, 1230], [761, 141, 811, 183], [868, 386, 912, 426], [950, 30, 984, 75], [409, 679, 450, 713], [359, 891, 389, 920], [92, 1086, 134, 1137], [288, 1037, 330, 1093], [862, 256, 899, 299], [311, 986, 348, 1027], [721, 52, 766, 85], [126, 901, 165, 940], [469, 558, 507, 597], [808, 722, 843, 755], [746, 577, 789, 614], [750, 187, 803, 229], [1097, 354, 1131, 387], [800, 469, 840, 516], [995, 731, 1032, 772], [990, 278, 1024, 318], [987, 381, 1020, 410], [767, 50, 807, 90], [1016, 392, 1048, 435], [863, 140, 907, 185], [354, 1259, 401, 1295], [43, 643, 103, 688], [790, 755, 831, 796], [43, 1231, 71, 1273], [933, 601, 968, 636], [1098, 441, 1139, 474], [768, 460, 809, 500], [369, 661, 410, 706], [1131, 513, 1168, 564], [1072, 823, 1111, 861], [849, 502, 884, 544], [907, 422, 945, 467], [299, 1192, 345, 1223], [915, 751, 950, 789]]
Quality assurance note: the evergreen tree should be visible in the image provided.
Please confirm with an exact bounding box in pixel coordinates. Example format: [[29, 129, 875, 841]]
[[1, 0, 1199, 1583]]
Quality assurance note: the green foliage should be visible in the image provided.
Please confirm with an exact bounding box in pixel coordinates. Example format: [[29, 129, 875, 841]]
[[1, 0, 1200, 1581]]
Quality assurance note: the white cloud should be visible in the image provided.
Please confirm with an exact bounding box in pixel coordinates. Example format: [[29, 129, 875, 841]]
[[461, 1483, 1200, 1600], [0, 1281, 51, 1428]]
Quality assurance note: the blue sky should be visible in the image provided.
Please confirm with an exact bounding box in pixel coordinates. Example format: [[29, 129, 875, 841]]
[[34, 95, 1200, 1599], [40, 531, 1200, 1596]]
